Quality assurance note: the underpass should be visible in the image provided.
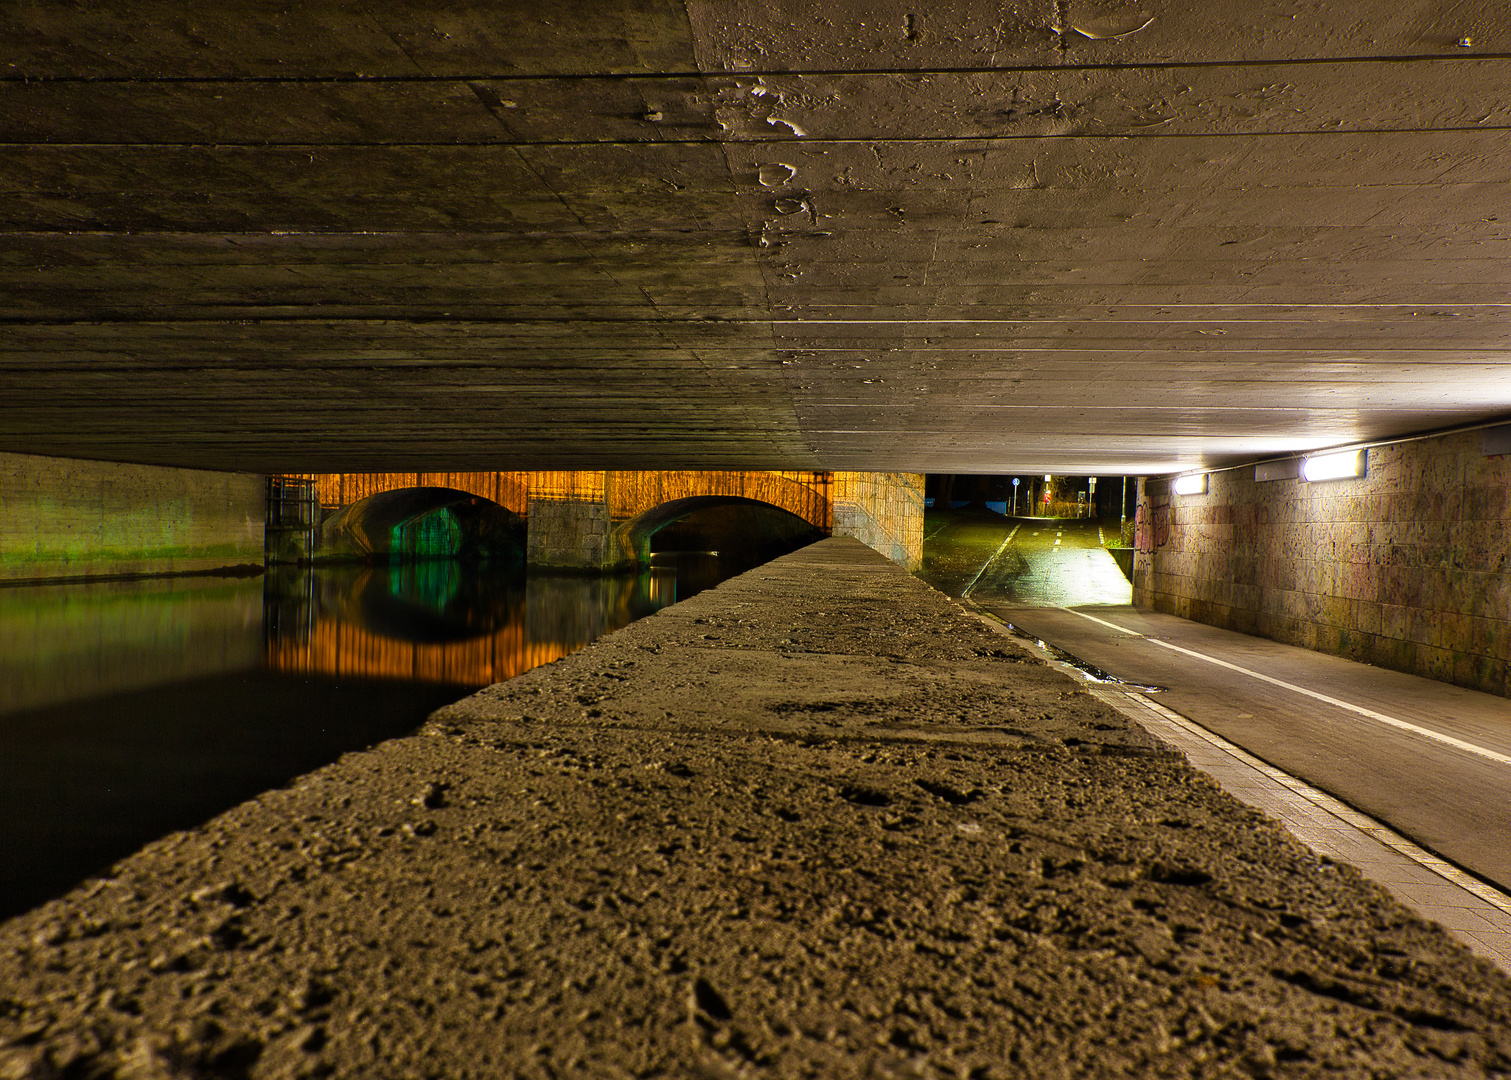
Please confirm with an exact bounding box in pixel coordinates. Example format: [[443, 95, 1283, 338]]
[[925, 508, 1511, 969], [4, 2, 1511, 1070]]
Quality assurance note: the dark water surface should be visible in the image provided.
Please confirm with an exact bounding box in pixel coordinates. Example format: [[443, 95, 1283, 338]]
[[0, 553, 750, 920]]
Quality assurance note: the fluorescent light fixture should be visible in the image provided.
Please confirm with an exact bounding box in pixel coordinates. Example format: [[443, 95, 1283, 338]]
[[1173, 473, 1207, 496], [1302, 448, 1366, 482]]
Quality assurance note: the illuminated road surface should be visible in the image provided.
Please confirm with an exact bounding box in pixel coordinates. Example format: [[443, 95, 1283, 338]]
[[919, 510, 1130, 606]]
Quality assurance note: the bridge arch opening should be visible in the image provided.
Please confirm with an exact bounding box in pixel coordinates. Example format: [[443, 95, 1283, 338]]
[[622, 496, 826, 570], [320, 486, 525, 566], [268, 487, 527, 645]]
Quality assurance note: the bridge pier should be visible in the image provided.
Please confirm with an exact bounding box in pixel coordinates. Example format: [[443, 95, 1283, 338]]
[[525, 496, 631, 572], [833, 471, 924, 572]]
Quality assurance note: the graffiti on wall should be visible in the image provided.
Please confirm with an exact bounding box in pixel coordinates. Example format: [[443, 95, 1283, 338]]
[[1133, 499, 1172, 553]]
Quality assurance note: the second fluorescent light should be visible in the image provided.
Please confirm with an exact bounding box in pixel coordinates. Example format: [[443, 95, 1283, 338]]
[[1302, 449, 1366, 482]]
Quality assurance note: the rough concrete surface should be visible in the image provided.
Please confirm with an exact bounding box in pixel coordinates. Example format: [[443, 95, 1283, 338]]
[[3, 539, 1510, 1079]]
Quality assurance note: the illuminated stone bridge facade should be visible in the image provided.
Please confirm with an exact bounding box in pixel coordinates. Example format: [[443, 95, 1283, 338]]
[[288, 469, 923, 572]]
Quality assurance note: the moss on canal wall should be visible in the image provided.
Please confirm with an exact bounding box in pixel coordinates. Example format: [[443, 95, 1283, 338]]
[[0, 452, 264, 583]]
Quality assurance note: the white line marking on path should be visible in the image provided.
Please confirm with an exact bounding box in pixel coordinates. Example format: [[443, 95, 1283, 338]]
[[968, 604, 1511, 972], [924, 520, 951, 541], [1067, 609, 1143, 636], [1058, 607, 1511, 767], [961, 525, 1020, 598]]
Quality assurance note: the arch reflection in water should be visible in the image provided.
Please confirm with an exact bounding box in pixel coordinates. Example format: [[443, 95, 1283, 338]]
[[264, 554, 731, 688]]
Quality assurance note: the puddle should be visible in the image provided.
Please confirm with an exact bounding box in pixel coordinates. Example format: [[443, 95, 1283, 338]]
[[1000, 621, 1168, 693]]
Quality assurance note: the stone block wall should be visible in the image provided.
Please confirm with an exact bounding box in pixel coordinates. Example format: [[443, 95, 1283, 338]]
[[1133, 428, 1510, 697], [526, 496, 622, 571], [833, 472, 926, 571], [0, 452, 265, 583]]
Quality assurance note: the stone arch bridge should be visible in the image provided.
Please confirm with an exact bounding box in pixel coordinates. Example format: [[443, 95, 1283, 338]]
[[278, 470, 923, 571]]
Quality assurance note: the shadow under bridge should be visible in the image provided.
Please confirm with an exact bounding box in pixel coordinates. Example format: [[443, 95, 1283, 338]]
[[619, 495, 828, 570], [314, 486, 525, 566]]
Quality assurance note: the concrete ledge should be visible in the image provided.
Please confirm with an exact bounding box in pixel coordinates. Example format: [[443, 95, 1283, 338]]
[[2, 539, 1509, 1077]]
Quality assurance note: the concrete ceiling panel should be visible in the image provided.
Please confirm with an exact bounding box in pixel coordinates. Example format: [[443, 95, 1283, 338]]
[[0, 2, 702, 78], [0, 2, 1508, 474]]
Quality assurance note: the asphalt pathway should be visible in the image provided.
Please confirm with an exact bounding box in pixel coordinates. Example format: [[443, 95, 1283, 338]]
[[920, 510, 1511, 895]]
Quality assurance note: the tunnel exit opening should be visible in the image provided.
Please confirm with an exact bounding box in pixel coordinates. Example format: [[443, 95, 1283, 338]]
[[922, 474, 1137, 606]]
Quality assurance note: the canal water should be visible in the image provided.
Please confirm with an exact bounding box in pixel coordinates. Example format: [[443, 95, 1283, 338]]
[[0, 552, 757, 920]]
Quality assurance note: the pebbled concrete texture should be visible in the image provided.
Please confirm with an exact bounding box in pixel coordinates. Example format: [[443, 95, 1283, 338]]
[[3, 539, 1511, 1078]]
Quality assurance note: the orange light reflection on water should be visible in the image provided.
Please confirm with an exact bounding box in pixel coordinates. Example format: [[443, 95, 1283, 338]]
[[263, 566, 690, 689], [265, 617, 582, 688]]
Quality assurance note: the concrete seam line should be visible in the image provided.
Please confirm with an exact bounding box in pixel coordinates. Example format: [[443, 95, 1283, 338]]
[[1123, 691, 1511, 919], [1057, 607, 1511, 768], [961, 524, 1020, 598]]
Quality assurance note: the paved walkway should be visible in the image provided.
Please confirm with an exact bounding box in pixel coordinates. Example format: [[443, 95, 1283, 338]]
[[3, 540, 1509, 1078], [920, 512, 1130, 606]]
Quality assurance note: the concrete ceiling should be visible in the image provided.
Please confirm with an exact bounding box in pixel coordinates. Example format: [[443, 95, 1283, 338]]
[[3, 1, 1510, 476]]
